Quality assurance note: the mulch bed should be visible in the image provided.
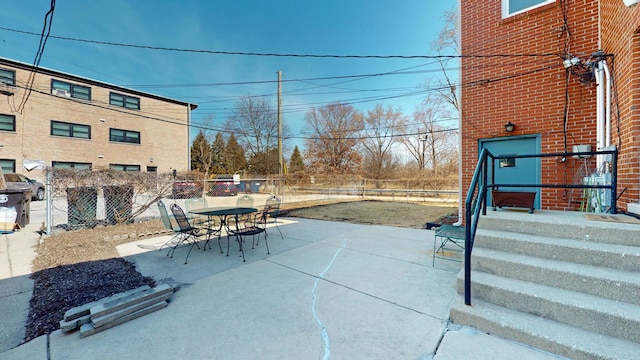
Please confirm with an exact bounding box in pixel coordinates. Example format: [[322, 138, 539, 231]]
[[25, 258, 155, 342]]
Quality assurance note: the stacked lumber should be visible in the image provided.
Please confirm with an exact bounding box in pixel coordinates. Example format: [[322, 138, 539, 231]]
[[59, 284, 173, 338]]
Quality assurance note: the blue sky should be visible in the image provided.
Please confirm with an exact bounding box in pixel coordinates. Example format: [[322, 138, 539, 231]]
[[0, 0, 457, 151]]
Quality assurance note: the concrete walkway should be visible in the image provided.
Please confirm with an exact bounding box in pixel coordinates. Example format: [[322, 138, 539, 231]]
[[0, 205, 569, 359]]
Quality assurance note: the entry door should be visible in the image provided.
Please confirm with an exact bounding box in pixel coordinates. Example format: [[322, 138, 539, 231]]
[[479, 136, 541, 209]]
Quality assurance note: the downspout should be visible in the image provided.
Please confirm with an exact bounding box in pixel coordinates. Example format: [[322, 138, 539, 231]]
[[595, 59, 611, 172], [602, 60, 611, 150], [595, 62, 604, 171], [454, 0, 463, 226]]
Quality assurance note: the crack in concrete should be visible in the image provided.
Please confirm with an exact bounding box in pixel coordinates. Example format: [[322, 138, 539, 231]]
[[311, 237, 347, 360]]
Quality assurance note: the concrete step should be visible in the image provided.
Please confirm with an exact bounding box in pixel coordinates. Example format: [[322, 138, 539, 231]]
[[471, 247, 640, 306], [457, 271, 640, 344], [450, 296, 640, 360], [474, 229, 640, 271], [477, 211, 640, 247]]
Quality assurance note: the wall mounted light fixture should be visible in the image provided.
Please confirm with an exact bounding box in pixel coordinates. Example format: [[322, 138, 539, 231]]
[[505, 121, 515, 133]]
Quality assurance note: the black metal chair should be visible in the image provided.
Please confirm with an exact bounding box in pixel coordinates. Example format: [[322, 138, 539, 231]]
[[230, 210, 268, 262], [169, 203, 219, 264], [263, 195, 283, 239]]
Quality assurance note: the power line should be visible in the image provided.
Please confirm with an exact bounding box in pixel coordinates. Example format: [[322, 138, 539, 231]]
[[16, 1, 55, 114], [0, 26, 561, 59]]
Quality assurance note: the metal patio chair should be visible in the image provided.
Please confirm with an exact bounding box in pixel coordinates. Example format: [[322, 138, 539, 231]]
[[263, 195, 283, 239], [157, 200, 181, 251], [169, 203, 219, 264], [185, 197, 208, 226]]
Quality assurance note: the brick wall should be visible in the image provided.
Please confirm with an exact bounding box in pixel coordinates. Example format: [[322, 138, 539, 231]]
[[0, 59, 192, 182], [599, 0, 640, 208], [461, 0, 639, 213]]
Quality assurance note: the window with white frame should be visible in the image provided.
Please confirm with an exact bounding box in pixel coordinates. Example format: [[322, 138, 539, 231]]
[[503, 0, 555, 18]]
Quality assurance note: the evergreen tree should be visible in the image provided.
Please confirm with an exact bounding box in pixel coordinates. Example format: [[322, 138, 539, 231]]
[[210, 132, 227, 174], [289, 145, 305, 173], [190, 130, 212, 172], [248, 149, 279, 175], [225, 134, 247, 174]]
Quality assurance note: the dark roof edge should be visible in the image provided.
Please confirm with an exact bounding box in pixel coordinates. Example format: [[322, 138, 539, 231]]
[[0, 56, 198, 110]]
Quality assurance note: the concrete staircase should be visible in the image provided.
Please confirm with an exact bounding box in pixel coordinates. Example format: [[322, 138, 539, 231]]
[[449, 210, 640, 360]]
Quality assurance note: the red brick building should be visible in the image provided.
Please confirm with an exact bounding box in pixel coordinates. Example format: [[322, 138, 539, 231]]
[[460, 0, 639, 214]]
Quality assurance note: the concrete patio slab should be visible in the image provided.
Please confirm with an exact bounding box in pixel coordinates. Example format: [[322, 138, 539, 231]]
[[1, 212, 572, 359], [434, 325, 567, 360]]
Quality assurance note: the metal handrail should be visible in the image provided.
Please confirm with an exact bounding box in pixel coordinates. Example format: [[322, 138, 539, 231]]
[[463, 148, 619, 306]]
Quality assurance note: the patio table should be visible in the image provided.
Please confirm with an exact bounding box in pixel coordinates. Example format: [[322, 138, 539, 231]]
[[189, 207, 258, 261]]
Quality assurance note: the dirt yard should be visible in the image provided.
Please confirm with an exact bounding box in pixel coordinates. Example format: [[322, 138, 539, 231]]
[[285, 200, 457, 228], [25, 200, 456, 342]]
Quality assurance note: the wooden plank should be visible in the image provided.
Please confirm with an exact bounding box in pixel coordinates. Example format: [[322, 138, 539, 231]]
[[80, 301, 167, 338], [59, 314, 92, 333], [89, 284, 172, 319], [64, 285, 151, 322], [91, 292, 173, 328]]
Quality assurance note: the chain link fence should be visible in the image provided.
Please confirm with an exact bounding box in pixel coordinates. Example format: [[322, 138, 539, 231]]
[[43, 169, 459, 234], [45, 168, 174, 233], [278, 173, 458, 203]]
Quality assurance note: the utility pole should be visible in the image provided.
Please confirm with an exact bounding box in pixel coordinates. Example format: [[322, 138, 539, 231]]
[[277, 71, 283, 189]]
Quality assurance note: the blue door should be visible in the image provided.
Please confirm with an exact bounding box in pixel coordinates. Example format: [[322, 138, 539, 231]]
[[479, 136, 541, 209]]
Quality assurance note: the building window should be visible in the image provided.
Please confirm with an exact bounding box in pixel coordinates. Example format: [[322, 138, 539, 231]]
[[0, 159, 16, 173], [52, 161, 92, 170], [0, 114, 16, 132], [51, 120, 91, 139], [502, 0, 555, 18], [109, 92, 140, 110], [109, 128, 140, 144], [51, 79, 91, 101], [146, 166, 157, 172], [0, 68, 16, 86], [110, 164, 140, 172], [499, 157, 516, 168]]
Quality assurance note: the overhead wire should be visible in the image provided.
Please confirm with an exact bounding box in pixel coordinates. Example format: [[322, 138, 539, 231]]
[[0, 24, 578, 144], [16, 1, 55, 114], [0, 25, 561, 59]]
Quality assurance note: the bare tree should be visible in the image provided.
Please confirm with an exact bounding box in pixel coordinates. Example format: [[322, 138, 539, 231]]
[[401, 96, 456, 175], [225, 96, 286, 157], [361, 103, 407, 180], [304, 103, 364, 175], [430, 7, 459, 112]]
